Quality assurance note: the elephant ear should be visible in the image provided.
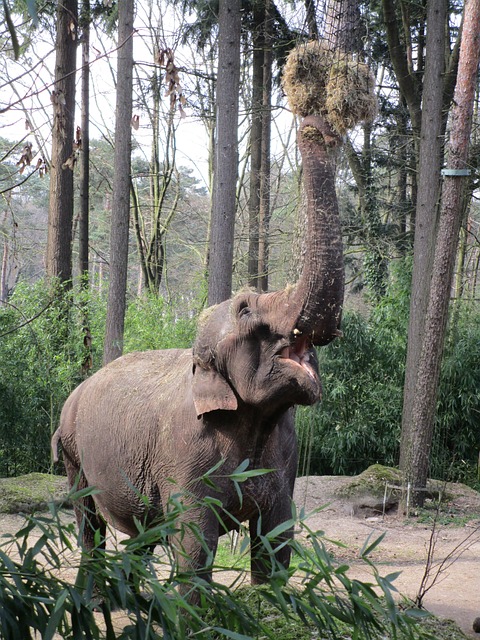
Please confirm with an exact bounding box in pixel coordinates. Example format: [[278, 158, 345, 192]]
[[192, 365, 238, 418]]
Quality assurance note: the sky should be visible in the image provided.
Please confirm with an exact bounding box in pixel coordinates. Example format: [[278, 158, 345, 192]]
[[0, 2, 303, 190]]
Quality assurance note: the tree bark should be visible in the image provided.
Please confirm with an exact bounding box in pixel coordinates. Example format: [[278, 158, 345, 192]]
[[324, 0, 364, 53], [78, 0, 90, 283], [247, 2, 264, 289], [45, 0, 78, 285], [399, 0, 447, 474], [258, 17, 272, 293], [1, 236, 8, 303], [304, 0, 319, 39], [103, 0, 134, 364], [207, 0, 241, 306], [381, 0, 422, 138], [405, 0, 480, 506], [395, 100, 410, 248]]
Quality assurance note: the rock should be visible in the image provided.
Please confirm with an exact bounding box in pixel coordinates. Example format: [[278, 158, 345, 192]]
[[0, 473, 70, 513]]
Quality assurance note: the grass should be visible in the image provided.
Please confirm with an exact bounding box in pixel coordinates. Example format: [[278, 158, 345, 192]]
[[214, 534, 308, 576]]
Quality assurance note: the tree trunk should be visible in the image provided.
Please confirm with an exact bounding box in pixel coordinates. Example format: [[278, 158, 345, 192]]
[[404, 0, 480, 507], [1, 237, 8, 303], [45, 0, 78, 286], [395, 100, 409, 250], [258, 18, 272, 293], [207, 0, 241, 306], [208, 0, 241, 305], [304, 0, 319, 39], [399, 0, 447, 475], [103, 0, 134, 365], [324, 0, 364, 52], [78, 0, 90, 283], [247, 2, 264, 289], [382, 0, 422, 139], [151, 111, 178, 294]]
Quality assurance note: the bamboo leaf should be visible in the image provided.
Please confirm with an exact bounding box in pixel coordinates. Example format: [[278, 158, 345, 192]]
[[360, 531, 386, 558]]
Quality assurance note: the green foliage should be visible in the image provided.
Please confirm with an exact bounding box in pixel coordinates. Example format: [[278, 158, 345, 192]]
[[297, 262, 480, 485], [297, 310, 405, 477], [363, 248, 388, 301], [0, 282, 88, 477], [123, 293, 196, 352], [0, 478, 435, 640], [1, 260, 478, 488], [0, 282, 197, 477], [433, 303, 480, 487]]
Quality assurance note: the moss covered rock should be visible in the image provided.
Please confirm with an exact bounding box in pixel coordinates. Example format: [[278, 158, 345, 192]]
[[0, 473, 69, 514], [333, 464, 460, 516], [334, 464, 404, 501]]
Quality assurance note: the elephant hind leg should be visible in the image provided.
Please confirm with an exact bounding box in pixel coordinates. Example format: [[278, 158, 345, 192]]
[[63, 454, 106, 553]]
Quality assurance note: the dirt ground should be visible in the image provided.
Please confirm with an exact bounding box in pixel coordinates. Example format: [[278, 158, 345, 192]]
[[1, 474, 479, 638], [293, 476, 480, 638]]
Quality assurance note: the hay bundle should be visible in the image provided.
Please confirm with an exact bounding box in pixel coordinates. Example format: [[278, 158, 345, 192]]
[[325, 59, 377, 135], [282, 40, 377, 135], [281, 41, 333, 118]]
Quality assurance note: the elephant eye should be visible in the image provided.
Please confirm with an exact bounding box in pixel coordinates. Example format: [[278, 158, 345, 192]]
[[239, 305, 250, 318], [234, 298, 262, 335]]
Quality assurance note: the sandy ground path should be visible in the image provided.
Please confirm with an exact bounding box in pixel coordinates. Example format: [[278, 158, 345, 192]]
[[293, 476, 480, 638]]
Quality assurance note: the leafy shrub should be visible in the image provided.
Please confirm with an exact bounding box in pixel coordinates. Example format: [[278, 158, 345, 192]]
[[1, 267, 478, 486], [123, 293, 196, 352], [0, 282, 197, 477], [297, 267, 480, 485], [0, 476, 431, 640], [433, 303, 480, 486], [296, 310, 405, 477], [0, 283, 86, 477]]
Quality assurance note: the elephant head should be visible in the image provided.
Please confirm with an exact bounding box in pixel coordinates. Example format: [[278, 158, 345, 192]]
[[192, 114, 344, 418]]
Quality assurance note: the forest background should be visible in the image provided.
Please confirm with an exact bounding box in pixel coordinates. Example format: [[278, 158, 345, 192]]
[[0, 0, 479, 498]]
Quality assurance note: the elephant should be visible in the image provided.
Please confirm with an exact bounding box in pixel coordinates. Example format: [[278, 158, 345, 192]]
[[51, 114, 344, 594]]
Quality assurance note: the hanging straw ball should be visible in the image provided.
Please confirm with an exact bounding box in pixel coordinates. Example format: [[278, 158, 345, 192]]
[[282, 40, 377, 135], [282, 41, 333, 118], [325, 58, 377, 135]]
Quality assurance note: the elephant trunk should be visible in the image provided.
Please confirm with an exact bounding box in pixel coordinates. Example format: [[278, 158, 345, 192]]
[[287, 115, 345, 346]]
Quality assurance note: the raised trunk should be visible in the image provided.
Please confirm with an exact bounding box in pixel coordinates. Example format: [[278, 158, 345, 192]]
[[286, 115, 344, 346]]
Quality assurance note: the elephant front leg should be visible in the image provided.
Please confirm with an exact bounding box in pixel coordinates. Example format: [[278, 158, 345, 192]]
[[249, 507, 293, 585], [170, 505, 219, 600]]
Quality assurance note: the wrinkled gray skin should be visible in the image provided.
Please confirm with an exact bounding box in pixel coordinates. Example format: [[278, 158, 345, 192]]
[[52, 115, 344, 590]]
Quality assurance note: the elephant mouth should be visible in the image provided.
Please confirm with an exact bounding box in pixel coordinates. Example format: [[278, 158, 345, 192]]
[[278, 335, 318, 382]]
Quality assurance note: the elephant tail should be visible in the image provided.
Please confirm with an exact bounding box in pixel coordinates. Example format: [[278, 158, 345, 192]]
[[51, 428, 61, 463]]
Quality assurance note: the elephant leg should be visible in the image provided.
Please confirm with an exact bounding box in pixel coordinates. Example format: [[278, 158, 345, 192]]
[[249, 508, 293, 585], [63, 454, 106, 553], [170, 504, 219, 600], [63, 454, 111, 608]]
